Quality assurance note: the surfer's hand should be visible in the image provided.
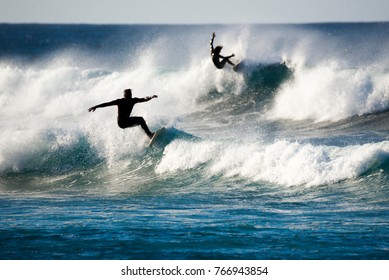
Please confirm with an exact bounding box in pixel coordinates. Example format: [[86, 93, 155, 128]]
[[212, 32, 215, 38], [88, 106, 96, 112], [232, 53, 235, 57], [146, 95, 157, 100]]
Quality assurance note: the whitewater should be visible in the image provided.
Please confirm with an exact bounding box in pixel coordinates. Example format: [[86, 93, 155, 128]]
[[0, 23, 388, 259]]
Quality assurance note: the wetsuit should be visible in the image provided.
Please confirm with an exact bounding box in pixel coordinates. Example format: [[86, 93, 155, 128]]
[[210, 35, 235, 69], [111, 98, 153, 136]]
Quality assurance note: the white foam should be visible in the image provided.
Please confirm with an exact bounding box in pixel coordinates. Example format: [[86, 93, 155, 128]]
[[2, 24, 389, 173], [156, 139, 389, 187], [269, 62, 389, 122], [0, 42, 247, 171], [0, 127, 82, 172]]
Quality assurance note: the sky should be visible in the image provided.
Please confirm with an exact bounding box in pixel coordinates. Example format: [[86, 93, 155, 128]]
[[1, 0, 389, 24]]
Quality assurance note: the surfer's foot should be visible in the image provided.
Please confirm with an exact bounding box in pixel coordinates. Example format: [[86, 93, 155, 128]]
[[149, 132, 155, 139]]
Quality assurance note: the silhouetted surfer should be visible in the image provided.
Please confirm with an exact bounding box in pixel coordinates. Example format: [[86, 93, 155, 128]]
[[210, 32, 235, 69], [88, 89, 157, 138]]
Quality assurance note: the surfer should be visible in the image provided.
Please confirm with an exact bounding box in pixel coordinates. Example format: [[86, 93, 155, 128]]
[[210, 32, 236, 69], [88, 89, 158, 138]]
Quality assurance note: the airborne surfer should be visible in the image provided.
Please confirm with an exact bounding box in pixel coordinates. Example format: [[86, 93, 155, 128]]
[[210, 32, 236, 69], [88, 89, 158, 138]]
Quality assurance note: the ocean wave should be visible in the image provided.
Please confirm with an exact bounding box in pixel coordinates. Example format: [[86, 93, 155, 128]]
[[0, 127, 100, 174], [2, 23, 389, 180], [156, 139, 389, 187], [3, 23, 389, 126], [268, 62, 389, 122]]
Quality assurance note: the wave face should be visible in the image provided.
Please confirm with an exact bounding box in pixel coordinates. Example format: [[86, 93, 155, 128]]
[[1, 23, 389, 260]]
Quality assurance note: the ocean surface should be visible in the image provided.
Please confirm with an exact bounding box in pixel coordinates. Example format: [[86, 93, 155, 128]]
[[0, 23, 389, 260]]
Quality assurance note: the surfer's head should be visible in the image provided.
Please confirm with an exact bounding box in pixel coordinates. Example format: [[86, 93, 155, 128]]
[[124, 89, 132, 99], [214, 45, 223, 53]]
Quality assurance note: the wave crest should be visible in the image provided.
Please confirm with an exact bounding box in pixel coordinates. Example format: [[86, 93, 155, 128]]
[[269, 62, 389, 122], [156, 139, 389, 187]]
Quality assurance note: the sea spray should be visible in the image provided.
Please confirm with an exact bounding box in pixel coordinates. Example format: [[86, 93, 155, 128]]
[[269, 62, 389, 122]]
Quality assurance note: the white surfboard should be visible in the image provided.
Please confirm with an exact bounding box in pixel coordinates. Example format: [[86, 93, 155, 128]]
[[148, 127, 166, 147]]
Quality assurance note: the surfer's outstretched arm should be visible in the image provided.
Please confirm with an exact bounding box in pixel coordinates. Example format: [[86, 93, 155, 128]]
[[88, 100, 118, 112], [135, 95, 158, 103], [210, 32, 215, 54]]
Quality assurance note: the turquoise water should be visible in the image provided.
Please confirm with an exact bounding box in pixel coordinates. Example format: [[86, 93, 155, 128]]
[[0, 23, 389, 259]]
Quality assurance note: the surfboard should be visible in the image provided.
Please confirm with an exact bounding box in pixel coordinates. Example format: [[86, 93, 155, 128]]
[[233, 60, 245, 72], [148, 127, 166, 147]]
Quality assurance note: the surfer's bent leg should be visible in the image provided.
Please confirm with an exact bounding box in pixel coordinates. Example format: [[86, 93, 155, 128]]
[[218, 60, 227, 69], [128, 117, 153, 138], [220, 58, 235, 67], [226, 59, 235, 66], [224, 56, 235, 66]]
